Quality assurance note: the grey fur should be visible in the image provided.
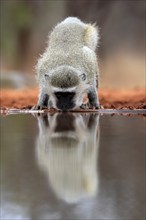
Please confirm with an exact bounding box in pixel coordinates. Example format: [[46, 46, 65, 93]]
[[50, 66, 80, 88], [35, 17, 100, 110], [88, 86, 100, 108]]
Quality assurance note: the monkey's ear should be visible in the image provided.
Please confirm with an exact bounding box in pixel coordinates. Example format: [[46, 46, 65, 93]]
[[79, 73, 86, 81], [44, 74, 50, 80]]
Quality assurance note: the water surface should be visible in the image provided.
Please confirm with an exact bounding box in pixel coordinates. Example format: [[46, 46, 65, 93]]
[[0, 113, 145, 220]]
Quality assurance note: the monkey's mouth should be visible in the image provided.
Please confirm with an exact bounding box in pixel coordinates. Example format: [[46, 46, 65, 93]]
[[57, 107, 75, 112], [56, 103, 76, 112]]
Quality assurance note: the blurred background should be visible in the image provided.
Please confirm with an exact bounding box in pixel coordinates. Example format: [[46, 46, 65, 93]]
[[0, 0, 145, 89]]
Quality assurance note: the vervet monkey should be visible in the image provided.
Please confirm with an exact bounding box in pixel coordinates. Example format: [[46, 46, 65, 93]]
[[35, 17, 100, 111]]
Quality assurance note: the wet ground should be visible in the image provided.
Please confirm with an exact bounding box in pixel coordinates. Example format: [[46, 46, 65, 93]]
[[0, 113, 145, 220]]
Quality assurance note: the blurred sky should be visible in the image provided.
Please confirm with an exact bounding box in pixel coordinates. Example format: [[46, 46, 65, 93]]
[[0, 0, 145, 89]]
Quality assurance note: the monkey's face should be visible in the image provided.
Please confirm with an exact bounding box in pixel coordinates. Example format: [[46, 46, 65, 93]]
[[51, 87, 87, 111], [44, 66, 87, 111], [54, 91, 76, 111], [50, 86, 86, 111]]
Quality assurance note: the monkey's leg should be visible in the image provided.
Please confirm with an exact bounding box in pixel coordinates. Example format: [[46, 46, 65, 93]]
[[88, 86, 100, 109]]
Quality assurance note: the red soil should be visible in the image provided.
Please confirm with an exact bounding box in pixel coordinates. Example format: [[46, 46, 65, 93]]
[[0, 88, 146, 110]]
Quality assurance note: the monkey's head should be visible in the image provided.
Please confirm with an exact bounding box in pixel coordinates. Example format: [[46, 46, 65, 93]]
[[44, 66, 88, 111]]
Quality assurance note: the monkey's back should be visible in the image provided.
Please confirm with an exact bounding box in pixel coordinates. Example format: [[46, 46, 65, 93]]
[[49, 17, 85, 49], [36, 17, 99, 86]]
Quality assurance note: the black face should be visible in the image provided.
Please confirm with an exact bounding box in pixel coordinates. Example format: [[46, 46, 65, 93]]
[[54, 92, 75, 111]]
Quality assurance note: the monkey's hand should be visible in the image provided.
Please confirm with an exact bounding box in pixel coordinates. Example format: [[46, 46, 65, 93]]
[[31, 105, 48, 110], [80, 102, 100, 110], [91, 103, 100, 109]]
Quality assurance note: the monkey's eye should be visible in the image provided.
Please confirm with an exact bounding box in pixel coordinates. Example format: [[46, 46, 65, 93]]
[[80, 73, 86, 81], [44, 74, 49, 80]]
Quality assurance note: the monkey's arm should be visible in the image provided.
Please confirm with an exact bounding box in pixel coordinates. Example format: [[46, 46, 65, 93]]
[[88, 86, 100, 109], [80, 86, 99, 109], [32, 90, 52, 110]]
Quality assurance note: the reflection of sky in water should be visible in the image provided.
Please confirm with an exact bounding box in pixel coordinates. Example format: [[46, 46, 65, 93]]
[[0, 114, 145, 220], [1, 203, 28, 220]]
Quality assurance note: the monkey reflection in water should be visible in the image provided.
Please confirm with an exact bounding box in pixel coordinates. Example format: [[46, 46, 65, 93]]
[[35, 113, 100, 203]]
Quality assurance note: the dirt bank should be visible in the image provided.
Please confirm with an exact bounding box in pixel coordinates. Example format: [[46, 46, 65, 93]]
[[0, 88, 145, 110]]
